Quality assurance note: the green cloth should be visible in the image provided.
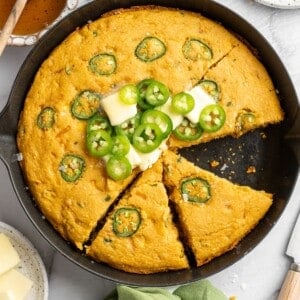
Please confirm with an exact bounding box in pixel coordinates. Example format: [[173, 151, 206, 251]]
[[104, 286, 180, 300], [104, 279, 228, 300], [173, 280, 228, 300]]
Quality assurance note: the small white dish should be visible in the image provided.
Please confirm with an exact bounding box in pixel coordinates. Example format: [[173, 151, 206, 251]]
[[255, 0, 300, 9], [0, 221, 48, 300], [6, 0, 79, 46]]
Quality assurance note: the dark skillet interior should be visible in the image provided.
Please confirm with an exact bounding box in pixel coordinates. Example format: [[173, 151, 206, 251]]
[[4, 0, 299, 286]]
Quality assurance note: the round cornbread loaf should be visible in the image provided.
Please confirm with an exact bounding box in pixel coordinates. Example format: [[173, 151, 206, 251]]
[[17, 6, 283, 273]]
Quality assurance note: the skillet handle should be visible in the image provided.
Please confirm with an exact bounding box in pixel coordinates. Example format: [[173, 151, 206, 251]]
[[0, 102, 19, 166]]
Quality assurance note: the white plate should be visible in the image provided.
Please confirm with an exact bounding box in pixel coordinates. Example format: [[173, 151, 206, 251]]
[[0, 222, 48, 300], [255, 0, 300, 9]]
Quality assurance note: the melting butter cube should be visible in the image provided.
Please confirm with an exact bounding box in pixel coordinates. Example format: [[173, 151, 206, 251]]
[[101, 93, 137, 126], [186, 85, 216, 124]]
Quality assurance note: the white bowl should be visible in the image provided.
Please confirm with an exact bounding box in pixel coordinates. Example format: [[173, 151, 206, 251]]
[[6, 0, 79, 46], [0, 222, 48, 300], [255, 0, 300, 9]]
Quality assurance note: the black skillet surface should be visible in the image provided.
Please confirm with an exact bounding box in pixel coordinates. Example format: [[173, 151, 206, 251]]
[[0, 0, 299, 286]]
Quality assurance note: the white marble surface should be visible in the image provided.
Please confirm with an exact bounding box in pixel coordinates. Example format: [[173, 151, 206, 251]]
[[0, 0, 300, 299]]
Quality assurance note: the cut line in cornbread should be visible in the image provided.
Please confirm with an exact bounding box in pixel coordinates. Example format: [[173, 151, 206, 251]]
[[86, 159, 189, 274]]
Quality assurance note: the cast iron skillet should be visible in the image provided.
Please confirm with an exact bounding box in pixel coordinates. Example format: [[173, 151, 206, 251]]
[[0, 0, 299, 287]]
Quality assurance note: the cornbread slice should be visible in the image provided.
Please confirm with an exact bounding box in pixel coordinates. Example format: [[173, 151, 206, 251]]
[[168, 41, 284, 148], [18, 108, 139, 250], [162, 150, 272, 266], [86, 160, 189, 274]]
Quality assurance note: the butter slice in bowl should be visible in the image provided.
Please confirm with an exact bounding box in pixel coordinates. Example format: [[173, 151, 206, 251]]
[[0, 222, 48, 300], [0, 233, 20, 276], [0, 269, 33, 300], [0, 233, 33, 300]]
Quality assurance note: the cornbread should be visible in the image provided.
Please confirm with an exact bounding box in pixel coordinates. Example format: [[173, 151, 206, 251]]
[[168, 41, 284, 148], [87, 160, 189, 273], [18, 94, 139, 250], [162, 150, 272, 266], [17, 6, 282, 273]]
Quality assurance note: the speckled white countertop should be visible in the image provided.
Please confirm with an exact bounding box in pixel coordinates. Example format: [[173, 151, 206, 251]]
[[0, 1, 300, 299]]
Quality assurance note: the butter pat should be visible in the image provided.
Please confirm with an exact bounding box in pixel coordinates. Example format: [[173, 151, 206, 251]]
[[137, 140, 167, 171], [0, 234, 20, 276], [186, 85, 216, 124], [156, 97, 183, 129], [126, 145, 142, 169], [101, 92, 137, 126], [0, 269, 32, 300]]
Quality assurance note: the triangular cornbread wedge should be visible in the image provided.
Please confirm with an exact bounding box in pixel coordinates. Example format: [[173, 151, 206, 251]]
[[168, 41, 284, 148], [162, 150, 272, 266], [18, 110, 139, 250], [86, 159, 189, 274]]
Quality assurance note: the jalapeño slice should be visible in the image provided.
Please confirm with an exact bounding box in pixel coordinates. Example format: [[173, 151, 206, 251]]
[[59, 154, 85, 182], [183, 38, 213, 61], [37, 107, 55, 129], [145, 80, 170, 106], [137, 79, 155, 110], [115, 112, 141, 142], [113, 207, 141, 237], [173, 118, 203, 141], [89, 53, 116, 76], [181, 177, 211, 203], [132, 123, 163, 153], [111, 135, 131, 157], [198, 80, 220, 101], [86, 113, 112, 134], [135, 36, 166, 62], [119, 84, 140, 105], [106, 156, 132, 181], [71, 90, 101, 120], [86, 129, 113, 157], [171, 92, 195, 114], [141, 109, 172, 139], [199, 104, 226, 133], [235, 111, 256, 132]]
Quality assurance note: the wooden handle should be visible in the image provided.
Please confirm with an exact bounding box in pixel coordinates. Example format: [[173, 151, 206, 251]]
[[278, 266, 300, 300], [0, 0, 28, 56]]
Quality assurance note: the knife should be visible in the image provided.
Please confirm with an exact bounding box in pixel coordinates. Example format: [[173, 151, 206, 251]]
[[278, 212, 300, 300]]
